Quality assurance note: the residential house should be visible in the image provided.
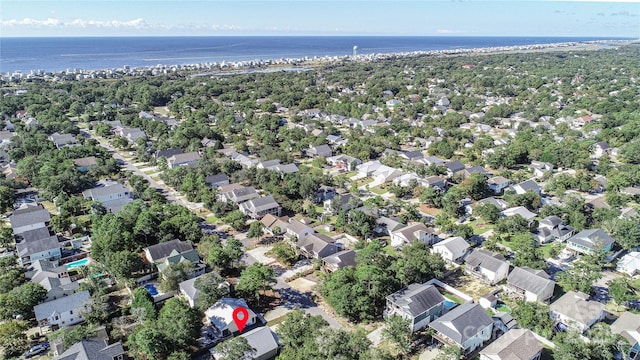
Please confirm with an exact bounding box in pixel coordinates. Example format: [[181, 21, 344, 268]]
[[28, 259, 78, 302], [15, 227, 61, 266], [34, 290, 91, 331], [179, 272, 229, 308], [465, 249, 510, 285], [324, 193, 360, 215], [218, 185, 259, 204], [462, 166, 489, 178], [390, 223, 438, 248], [550, 291, 606, 333], [356, 160, 385, 177], [82, 181, 132, 214], [239, 195, 281, 219], [430, 303, 494, 355], [167, 151, 201, 168], [49, 132, 78, 149], [155, 245, 205, 279], [256, 159, 281, 170], [423, 156, 446, 167], [144, 239, 197, 264], [9, 204, 51, 235], [617, 252, 640, 276], [373, 166, 403, 183], [316, 185, 337, 203], [204, 298, 259, 338], [52, 338, 125, 360], [115, 127, 146, 143], [492, 312, 518, 334], [211, 326, 279, 360], [506, 267, 555, 303], [566, 229, 615, 254], [306, 144, 333, 158], [154, 147, 183, 159], [286, 219, 314, 240], [487, 176, 511, 195], [384, 283, 447, 332], [296, 233, 337, 259], [375, 216, 405, 236], [593, 141, 611, 158], [509, 179, 542, 195], [260, 214, 289, 236], [621, 186, 640, 197], [432, 236, 470, 263], [480, 329, 543, 360], [326, 154, 361, 171], [424, 176, 447, 190], [535, 216, 574, 244], [205, 173, 230, 188], [476, 197, 509, 211], [393, 173, 422, 187], [444, 161, 466, 177], [610, 312, 640, 360], [529, 161, 553, 178], [501, 207, 537, 225], [323, 250, 357, 272], [73, 156, 97, 172]]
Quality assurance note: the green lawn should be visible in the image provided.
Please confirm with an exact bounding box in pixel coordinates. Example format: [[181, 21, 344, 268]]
[[205, 215, 220, 224], [357, 177, 374, 186], [143, 169, 157, 175], [468, 219, 494, 235], [344, 171, 357, 178], [370, 186, 387, 195], [443, 293, 465, 305], [266, 313, 289, 327], [382, 244, 398, 257]]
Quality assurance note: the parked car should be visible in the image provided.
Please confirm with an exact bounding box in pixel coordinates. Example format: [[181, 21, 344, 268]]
[[24, 343, 49, 358]]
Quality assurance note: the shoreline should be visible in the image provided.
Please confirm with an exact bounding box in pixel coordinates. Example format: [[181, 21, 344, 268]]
[[2, 39, 636, 83]]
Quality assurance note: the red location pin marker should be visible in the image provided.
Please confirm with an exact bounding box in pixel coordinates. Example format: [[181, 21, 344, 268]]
[[232, 307, 249, 333]]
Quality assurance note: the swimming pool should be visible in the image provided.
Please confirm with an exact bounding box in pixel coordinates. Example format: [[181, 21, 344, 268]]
[[66, 258, 91, 270], [144, 284, 159, 296], [443, 300, 457, 310]]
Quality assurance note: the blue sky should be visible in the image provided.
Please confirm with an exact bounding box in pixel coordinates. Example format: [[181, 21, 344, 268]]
[[1, 1, 638, 37]]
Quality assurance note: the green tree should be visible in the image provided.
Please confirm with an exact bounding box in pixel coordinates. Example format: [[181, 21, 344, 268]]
[[474, 203, 501, 223], [382, 315, 414, 356], [609, 277, 634, 310], [556, 251, 604, 294], [156, 298, 200, 350], [511, 300, 554, 338], [236, 263, 276, 305], [194, 271, 229, 311], [276, 310, 329, 353], [511, 233, 546, 269], [391, 241, 446, 286], [223, 210, 247, 231], [0, 186, 15, 213], [213, 336, 256, 360], [131, 287, 157, 322], [128, 325, 167, 360], [0, 321, 29, 357], [109, 250, 146, 280], [269, 241, 299, 267], [247, 221, 264, 240]]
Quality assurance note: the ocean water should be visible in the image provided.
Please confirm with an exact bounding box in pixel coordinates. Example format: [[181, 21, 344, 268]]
[[0, 36, 625, 74]]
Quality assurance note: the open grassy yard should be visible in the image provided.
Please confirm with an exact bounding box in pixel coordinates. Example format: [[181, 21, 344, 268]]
[[468, 219, 494, 235], [370, 185, 388, 195], [443, 271, 496, 301]]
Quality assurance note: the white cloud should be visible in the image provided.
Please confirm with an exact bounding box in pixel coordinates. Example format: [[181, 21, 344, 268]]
[[1, 17, 148, 29]]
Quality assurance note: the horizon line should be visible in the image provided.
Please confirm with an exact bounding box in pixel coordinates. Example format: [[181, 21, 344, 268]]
[[1, 34, 636, 39]]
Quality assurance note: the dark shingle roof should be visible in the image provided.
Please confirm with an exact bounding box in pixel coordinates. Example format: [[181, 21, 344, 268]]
[[387, 283, 445, 317], [144, 240, 194, 263], [465, 249, 508, 273], [53, 338, 124, 360], [507, 267, 554, 296], [480, 329, 542, 360], [9, 205, 51, 229]]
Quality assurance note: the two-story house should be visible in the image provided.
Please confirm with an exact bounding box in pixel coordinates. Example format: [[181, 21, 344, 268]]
[[167, 152, 201, 168], [384, 283, 446, 332], [34, 290, 91, 331], [286, 219, 314, 240], [9, 204, 51, 235], [505, 267, 555, 303], [82, 181, 133, 214], [204, 298, 259, 338], [610, 312, 640, 360], [535, 215, 574, 244], [390, 223, 439, 248], [431, 237, 470, 264], [306, 144, 332, 158], [143, 240, 205, 278], [566, 229, 615, 255], [430, 303, 494, 355], [549, 291, 606, 333], [15, 227, 61, 266], [322, 250, 357, 273], [296, 233, 337, 259], [239, 195, 281, 219], [464, 249, 510, 285], [487, 176, 511, 195]]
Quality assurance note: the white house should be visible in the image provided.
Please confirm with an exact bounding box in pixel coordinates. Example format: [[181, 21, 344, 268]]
[[465, 249, 510, 285], [205, 298, 258, 338], [390, 223, 438, 248], [480, 329, 543, 360], [550, 291, 606, 333], [431, 237, 470, 263], [617, 252, 640, 276], [285, 219, 314, 240], [9, 204, 51, 235], [82, 181, 133, 214], [487, 176, 511, 194], [211, 326, 279, 360], [593, 141, 611, 158], [34, 290, 91, 331]]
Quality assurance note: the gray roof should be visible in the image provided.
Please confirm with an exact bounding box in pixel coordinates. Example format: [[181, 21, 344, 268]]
[[539, 215, 563, 228], [488, 176, 510, 185], [9, 205, 51, 229], [53, 338, 124, 360], [610, 312, 640, 346], [567, 229, 615, 250], [242, 195, 280, 213], [50, 132, 77, 146], [429, 303, 493, 345], [550, 291, 605, 325], [323, 250, 356, 269], [507, 267, 554, 296], [465, 249, 508, 273], [101, 197, 133, 214], [82, 183, 129, 200], [480, 329, 542, 360], [179, 276, 200, 303], [205, 173, 229, 185], [144, 240, 194, 263], [476, 197, 508, 210], [154, 147, 183, 158], [308, 144, 332, 155], [393, 223, 434, 243], [17, 234, 59, 257], [376, 216, 405, 233], [169, 151, 201, 164], [15, 227, 52, 243], [273, 163, 299, 174], [297, 233, 336, 256], [434, 237, 470, 254], [515, 179, 540, 192], [34, 290, 90, 321], [387, 283, 445, 317], [73, 156, 97, 167], [445, 161, 465, 173], [237, 326, 279, 359]]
